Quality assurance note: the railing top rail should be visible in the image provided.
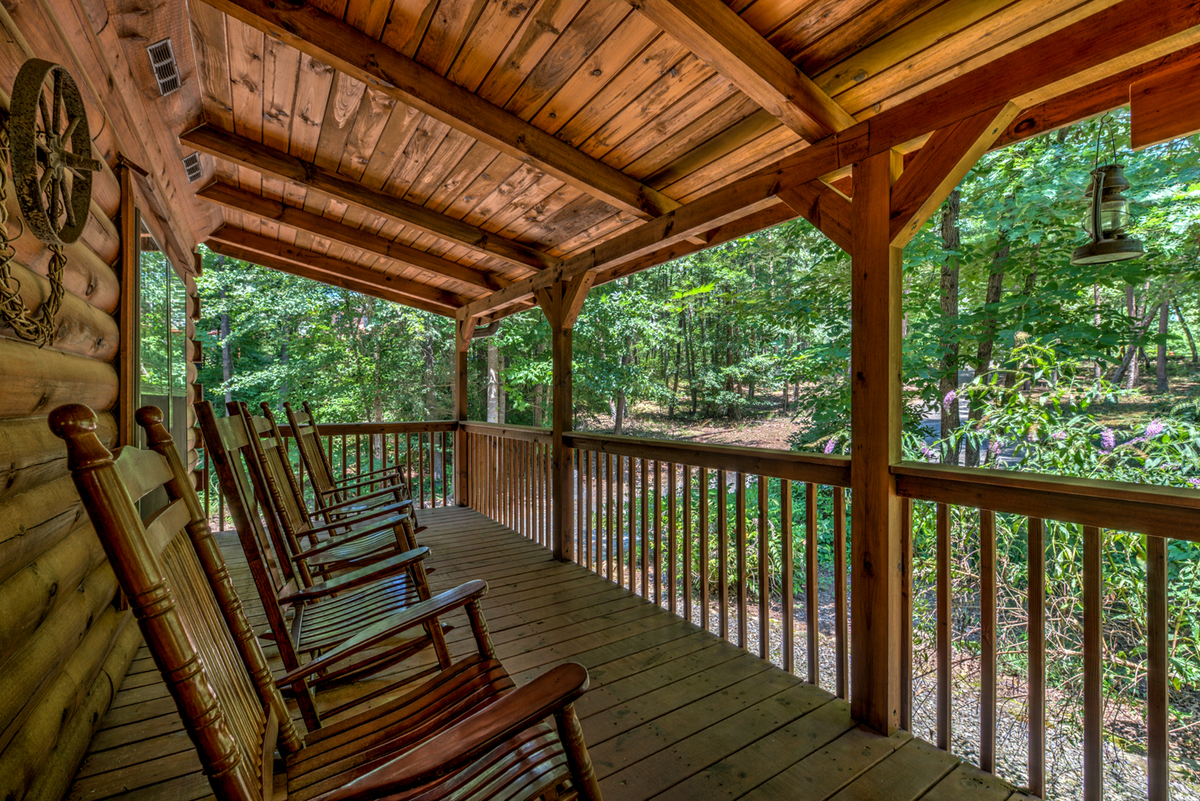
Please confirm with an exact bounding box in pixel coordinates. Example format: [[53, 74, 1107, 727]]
[[460, 422, 552, 444], [565, 431, 851, 488], [310, 420, 458, 435], [894, 460, 1200, 541]]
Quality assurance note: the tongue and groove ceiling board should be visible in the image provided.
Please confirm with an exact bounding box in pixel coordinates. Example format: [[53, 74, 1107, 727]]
[[114, 0, 1200, 317]]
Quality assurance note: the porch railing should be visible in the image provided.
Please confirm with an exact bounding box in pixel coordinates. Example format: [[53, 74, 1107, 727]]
[[195, 416, 1189, 799], [199, 420, 457, 530], [464, 422, 1188, 801]]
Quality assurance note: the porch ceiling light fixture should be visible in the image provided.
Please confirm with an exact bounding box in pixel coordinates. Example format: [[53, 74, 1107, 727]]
[[1071, 116, 1144, 265]]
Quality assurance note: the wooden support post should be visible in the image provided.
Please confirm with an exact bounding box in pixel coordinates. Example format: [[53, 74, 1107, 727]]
[[850, 148, 904, 735], [453, 315, 474, 506], [117, 166, 139, 446], [539, 275, 594, 562]]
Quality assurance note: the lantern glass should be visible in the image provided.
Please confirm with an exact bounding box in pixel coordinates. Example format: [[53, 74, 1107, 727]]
[[1082, 197, 1131, 236]]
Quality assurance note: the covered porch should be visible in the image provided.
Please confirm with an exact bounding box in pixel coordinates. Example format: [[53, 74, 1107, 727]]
[[1, 0, 1199, 799]]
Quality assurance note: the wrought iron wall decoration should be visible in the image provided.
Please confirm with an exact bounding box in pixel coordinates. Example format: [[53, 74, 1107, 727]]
[[0, 59, 101, 345]]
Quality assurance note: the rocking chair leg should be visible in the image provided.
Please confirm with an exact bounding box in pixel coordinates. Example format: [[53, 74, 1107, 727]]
[[554, 704, 602, 801]]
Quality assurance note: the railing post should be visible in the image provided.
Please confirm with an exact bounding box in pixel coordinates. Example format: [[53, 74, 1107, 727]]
[[849, 149, 904, 735], [454, 316, 475, 507], [539, 275, 594, 562]]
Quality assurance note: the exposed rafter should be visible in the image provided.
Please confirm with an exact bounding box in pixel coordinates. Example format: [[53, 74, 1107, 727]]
[[207, 226, 464, 314], [196, 181, 503, 294], [778, 182, 852, 253], [195, 0, 681, 220], [630, 0, 856, 142], [460, 0, 1200, 321], [180, 125, 559, 273]]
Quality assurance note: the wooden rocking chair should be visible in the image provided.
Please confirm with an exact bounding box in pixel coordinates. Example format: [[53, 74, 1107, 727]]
[[52, 403, 603, 801], [197, 400, 452, 729], [283, 400, 416, 521]]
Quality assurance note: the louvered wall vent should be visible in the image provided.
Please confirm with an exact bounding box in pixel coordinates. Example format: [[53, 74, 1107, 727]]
[[147, 39, 180, 96], [182, 153, 203, 183]]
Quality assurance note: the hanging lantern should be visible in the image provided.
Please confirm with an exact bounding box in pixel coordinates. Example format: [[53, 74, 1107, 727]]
[[1070, 164, 1145, 265]]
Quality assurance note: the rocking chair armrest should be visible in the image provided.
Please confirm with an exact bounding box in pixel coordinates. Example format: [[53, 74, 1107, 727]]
[[278, 546, 428, 604], [304, 500, 412, 534], [297, 513, 409, 557], [316, 663, 591, 801], [280, 580, 488, 687], [318, 486, 409, 515]]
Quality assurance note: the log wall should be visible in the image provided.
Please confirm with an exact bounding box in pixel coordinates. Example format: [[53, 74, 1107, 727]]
[[0, 2, 198, 798]]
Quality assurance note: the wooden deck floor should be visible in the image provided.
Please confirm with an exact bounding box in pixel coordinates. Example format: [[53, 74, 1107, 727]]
[[67, 506, 1028, 801]]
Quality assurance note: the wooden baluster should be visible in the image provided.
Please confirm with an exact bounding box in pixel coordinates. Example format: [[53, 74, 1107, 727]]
[[1028, 517, 1046, 799], [616, 454, 624, 588], [653, 460, 662, 605], [736, 472, 748, 650], [834, 487, 848, 699], [981, 509, 996, 772], [642, 458, 650, 599], [718, 468, 729, 641], [669, 463, 678, 615], [545, 440, 552, 546], [1148, 532, 1168, 801], [700, 467, 710, 633], [937, 502, 951, 750], [1083, 525, 1102, 801], [584, 449, 593, 570], [422, 433, 429, 509], [575, 449, 583, 563], [442, 431, 449, 507], [525, 440, 532, 538], [683, 464, 693, 621], [406, 433, 414, 507], [806, 482, 819, 686], [369, 432, 376, 476], [356, 433, 362, 479], [340, 433, 347, 487], [758, 475, 769, 661], [629, 456, 637, 594], [901, 497, 913, 732], [782, 479, 794, 675], [606, 453, 614, 582]]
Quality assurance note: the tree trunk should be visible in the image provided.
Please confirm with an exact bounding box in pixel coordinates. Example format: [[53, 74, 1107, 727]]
[[1094, 285, 1104, 382], [1124, 286, 1142, 390], [614, 336, 633, 434], [1175, 301, 1199, 364], [1156, 301, 1170, 394], [486, 339, 499, 423], [218, 283, 233, 406], [1111, 302, 1163, 385], [938, 189, 961, 464], [669, 327, 682, 419], [965, 233, 1009, 468], [498, 355, 507, 423], [279, 336, 289, 401]]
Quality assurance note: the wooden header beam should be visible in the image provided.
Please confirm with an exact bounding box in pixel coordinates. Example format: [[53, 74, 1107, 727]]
[[197, 0, 679, 221], [196, 180, 503, 293], [180, 124, 558, 273], [632, 0, 856, 142], [206, 226, 463, 314]]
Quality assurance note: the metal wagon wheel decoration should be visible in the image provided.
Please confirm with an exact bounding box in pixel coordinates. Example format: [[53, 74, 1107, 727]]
[[10, 58, 101, 246], [0, 59, 101, 346]]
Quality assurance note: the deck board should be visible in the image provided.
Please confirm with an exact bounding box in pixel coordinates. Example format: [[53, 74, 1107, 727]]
[[67, 506, 1023, 801]]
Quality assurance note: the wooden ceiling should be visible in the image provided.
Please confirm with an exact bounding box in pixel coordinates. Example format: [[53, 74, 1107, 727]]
[[108, 0, 1200, 319]]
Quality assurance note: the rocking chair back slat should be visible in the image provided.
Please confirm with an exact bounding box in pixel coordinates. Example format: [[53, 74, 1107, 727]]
[[50, 403, 301, 801]]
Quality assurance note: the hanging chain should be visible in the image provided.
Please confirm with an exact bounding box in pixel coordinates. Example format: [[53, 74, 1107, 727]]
[[0, 117, 65, 346]]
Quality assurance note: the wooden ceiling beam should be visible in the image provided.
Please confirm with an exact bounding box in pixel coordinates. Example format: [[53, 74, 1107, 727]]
[[196, 0, 679, 221], [207, 225, 464, 313], [180, 124, 558, 273], [631, 0, 856, 142], [460, 0, 1200, 321], [206, 240, 456, 317], [196, 180, 504, 293]]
